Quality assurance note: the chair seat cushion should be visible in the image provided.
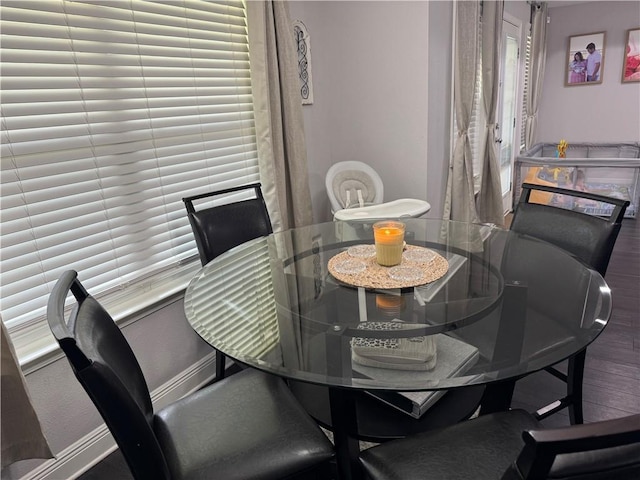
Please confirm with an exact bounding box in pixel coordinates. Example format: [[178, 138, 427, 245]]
[[154, 369, 334, 480], [359, 410, 540, 480]]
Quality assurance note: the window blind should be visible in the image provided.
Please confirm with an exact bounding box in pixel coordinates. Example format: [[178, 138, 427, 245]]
[[1, 0, 259, 353], [469, 35, 486, 193], [520, 33, 532, 152], [464, 16, 485, 193]]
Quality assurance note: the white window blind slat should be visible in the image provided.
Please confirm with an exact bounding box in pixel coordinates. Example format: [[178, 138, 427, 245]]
[[1, 0, 261, 357], [2, 114, 257, 146], [1, 5, 67, 24], [1, 93, 253, 118]]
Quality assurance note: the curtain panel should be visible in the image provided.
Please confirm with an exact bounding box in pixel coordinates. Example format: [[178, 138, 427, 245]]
[[246, 0, 313, 232], [246, 1, 315, 374], [476, 0, 505, 226], [443, 0, 481, 226], [525, 2, 548, 150], [1, 322, 52, 469]]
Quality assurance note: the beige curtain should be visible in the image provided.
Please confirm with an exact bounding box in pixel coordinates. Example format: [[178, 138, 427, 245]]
[[476, 0, 505, 226], [1, 322, 53, 469], [525, 2, 548, 150], [443, 0, 481, 225], [246, 0, 313, 232]]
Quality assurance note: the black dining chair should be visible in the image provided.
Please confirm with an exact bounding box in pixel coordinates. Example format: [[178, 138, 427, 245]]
[[359, 410, 640, 480], [183, 183, 272, 379], [48, 270, 334, 480], [183, 183, 272, 266], [510, 182, 629, 424]]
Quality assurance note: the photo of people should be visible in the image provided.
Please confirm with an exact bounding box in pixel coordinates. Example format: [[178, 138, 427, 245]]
[[585, 42, 602, 81], [569, 52, 587, 83], [566, 32, 605, 86], [622, 28, 640, 83]]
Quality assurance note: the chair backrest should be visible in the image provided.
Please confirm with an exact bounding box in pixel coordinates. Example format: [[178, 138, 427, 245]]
[[503, 414, 640, 479], [325, 161, 384, 213], [511, 183, 630, 276], [183, 183, 272, 266], [47, 271, 171, 480]]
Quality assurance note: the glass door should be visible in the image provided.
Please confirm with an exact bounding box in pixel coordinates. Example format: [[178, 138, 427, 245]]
[[496, 20, 521, 213]]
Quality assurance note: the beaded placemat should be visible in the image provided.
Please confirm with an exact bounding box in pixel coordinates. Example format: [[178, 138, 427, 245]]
[[328, 244, 449, 289]]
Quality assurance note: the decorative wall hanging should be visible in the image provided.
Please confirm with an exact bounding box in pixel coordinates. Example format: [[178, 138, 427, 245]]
[[565, 31, 605, 86], [622, 27, 640, 83], [293, 20, 314, 104]]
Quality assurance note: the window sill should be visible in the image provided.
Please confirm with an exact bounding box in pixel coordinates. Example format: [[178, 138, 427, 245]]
[[15, 261, 202, 375]]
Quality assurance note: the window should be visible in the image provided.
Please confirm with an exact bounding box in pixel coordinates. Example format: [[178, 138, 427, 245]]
[[1, 0, 259, 364]]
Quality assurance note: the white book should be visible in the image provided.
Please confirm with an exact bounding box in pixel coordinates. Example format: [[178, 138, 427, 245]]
[[353, 334, 480, 419]]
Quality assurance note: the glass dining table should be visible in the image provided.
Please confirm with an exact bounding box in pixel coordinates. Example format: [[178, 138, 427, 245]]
[[184, 218, 612, 480]]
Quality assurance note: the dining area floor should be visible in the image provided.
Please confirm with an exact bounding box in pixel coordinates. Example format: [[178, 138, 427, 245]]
[[77, 217, 639, 480]]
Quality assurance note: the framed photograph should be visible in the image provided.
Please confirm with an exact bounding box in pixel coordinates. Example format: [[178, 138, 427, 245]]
[[565, 31, 605, 86], [622, 27, 640, 83]]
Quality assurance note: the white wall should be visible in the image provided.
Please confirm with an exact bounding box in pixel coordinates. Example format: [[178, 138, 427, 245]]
[[289, 1, 431, 222], [536, 1, 640, 143]]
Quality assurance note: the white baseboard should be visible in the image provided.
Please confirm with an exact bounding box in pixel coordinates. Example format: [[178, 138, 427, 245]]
[[21, 352, 217, 480]]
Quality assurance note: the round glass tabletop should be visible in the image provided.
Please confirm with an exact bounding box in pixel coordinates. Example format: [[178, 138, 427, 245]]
[[184, 219, 611, 392]]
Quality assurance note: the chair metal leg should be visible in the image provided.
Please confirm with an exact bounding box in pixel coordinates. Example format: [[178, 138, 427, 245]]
[[215, 350, 226, 380], [534, 350, 586, 423], [567, 350, 586, 425]]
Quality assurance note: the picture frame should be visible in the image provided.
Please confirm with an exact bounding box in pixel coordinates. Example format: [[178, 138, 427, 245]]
[[622, 27, 640, 83], [565, 31, 605, 86]]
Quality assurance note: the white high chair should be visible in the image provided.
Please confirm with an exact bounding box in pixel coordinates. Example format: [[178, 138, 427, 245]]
[[325, 161, 431, 221]]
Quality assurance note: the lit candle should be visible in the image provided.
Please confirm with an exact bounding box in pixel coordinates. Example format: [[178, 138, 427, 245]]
[[374, 227, 404, 244], [373, 221, 405, 266]]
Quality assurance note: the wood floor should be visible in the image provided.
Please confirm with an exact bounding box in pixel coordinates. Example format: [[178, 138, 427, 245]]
[[78, 218, 639, 479]]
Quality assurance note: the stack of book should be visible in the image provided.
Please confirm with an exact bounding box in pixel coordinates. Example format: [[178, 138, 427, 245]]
[[352, 331, 479, 418]]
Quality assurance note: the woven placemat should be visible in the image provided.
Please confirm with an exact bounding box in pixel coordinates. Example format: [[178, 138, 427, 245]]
[[328, 245, 449, 289]]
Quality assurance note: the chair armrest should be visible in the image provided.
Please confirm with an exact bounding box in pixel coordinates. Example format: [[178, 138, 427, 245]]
[[523, 414, 640, 452]]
